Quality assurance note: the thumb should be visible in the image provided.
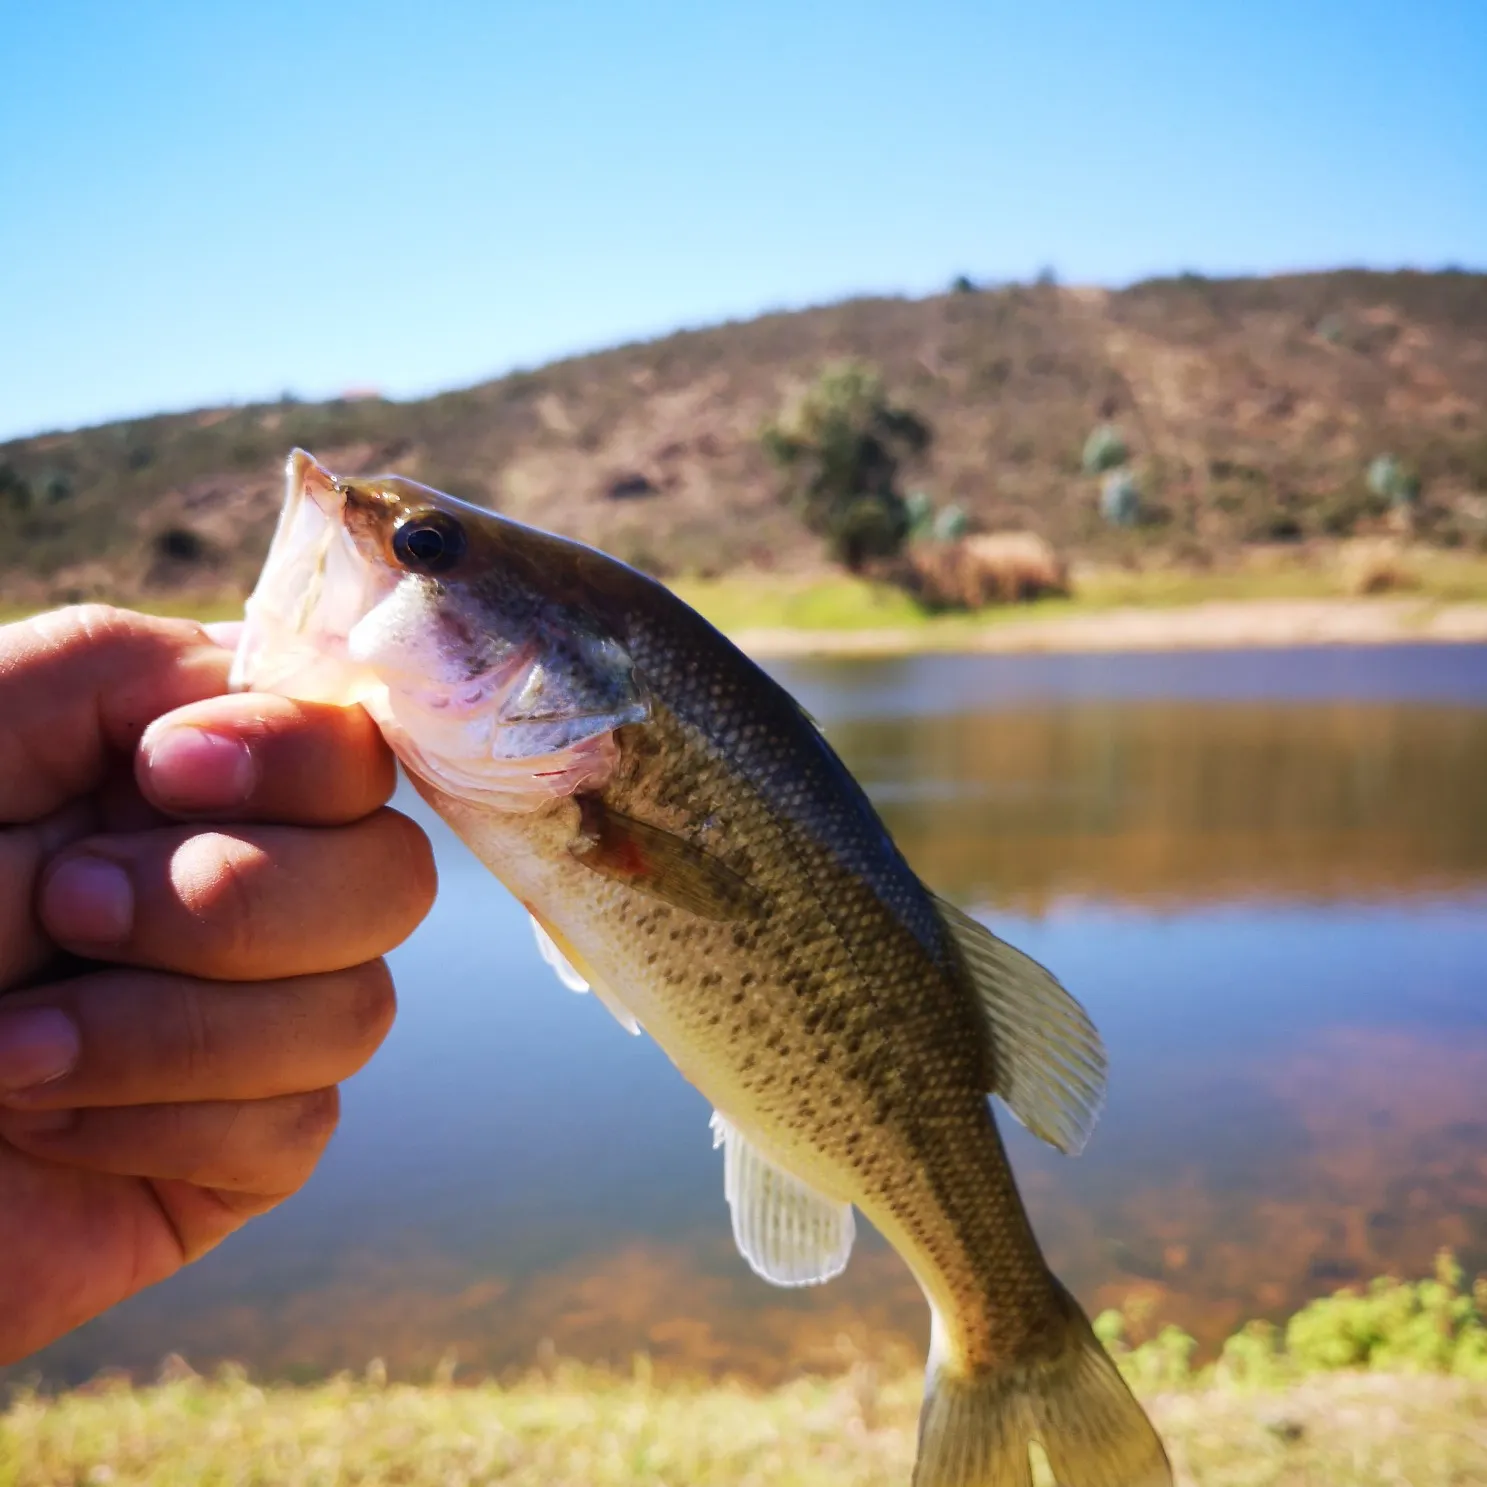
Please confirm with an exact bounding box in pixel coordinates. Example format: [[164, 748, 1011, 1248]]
[[0, 606, 234, 824]]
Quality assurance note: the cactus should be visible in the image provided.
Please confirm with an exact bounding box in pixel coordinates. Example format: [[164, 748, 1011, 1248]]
[[1083, 424, 1128, 475], [904, 490, 935, 540], [1367, 454, 1420, 507], [931, 503, 969, 541], [1100, 469, 1142, 526]]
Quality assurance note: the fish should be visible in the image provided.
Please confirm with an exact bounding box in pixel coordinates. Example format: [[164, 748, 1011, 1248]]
[[231, 449, 1171, 1487]]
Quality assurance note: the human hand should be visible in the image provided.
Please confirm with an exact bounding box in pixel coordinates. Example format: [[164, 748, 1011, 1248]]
[[0, 606, 436, 1366]]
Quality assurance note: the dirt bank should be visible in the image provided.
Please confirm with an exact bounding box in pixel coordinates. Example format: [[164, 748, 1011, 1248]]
[[733, 598, 1487, 658]]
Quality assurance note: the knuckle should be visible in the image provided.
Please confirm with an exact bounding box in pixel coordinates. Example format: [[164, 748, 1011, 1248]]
[[32, 604, 181, 663], [290, 1086, 341, 1152], [171, 1101, 241, 1184], [170, 831, 265, 963], [164, 977, 222, 1088], [342, 960, 397, 1052], [383, 810, 439, 920], [36, 603, 135, 649]]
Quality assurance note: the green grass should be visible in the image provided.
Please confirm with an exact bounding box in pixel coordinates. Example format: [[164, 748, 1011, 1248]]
[[5, 549, 1487, 646], [4, 1261, 1485, 1485], [0, 596, 246, 630], [3, 1367, 1483, 1486], [673, 549, 1487, 636]]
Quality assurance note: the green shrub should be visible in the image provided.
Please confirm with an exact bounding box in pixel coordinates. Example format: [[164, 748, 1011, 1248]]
[[1100, 469, 1142, 526], [1366, 453, 1421, 506], [761, 362, 931, 571], [1095, 1251, 1487, 1390], [1285, 1251, 1487, 1378], [1082, 424, 1129, 475]]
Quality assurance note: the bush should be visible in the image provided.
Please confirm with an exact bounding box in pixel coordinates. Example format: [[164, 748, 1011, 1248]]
[[1083, 424, 1129, 475], [761, 362, 931, 571], [0, 463, 31, 513], [905, 491, 969, 544], [1285, 1252, 1486, 1378], [902, 532, 1068, 609], [1367, 453, 1421, 506], [1339, 538, 1418, 595], [1098, 1250, 1487, 1391]]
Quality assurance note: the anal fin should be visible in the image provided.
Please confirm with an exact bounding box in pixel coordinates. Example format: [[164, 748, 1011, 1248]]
[[710, 1112, 854, 1287]]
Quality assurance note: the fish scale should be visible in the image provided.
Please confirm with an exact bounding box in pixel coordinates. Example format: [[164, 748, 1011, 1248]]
[[235, 448, 1172, 1487], [433, 689, 1069, 1369]]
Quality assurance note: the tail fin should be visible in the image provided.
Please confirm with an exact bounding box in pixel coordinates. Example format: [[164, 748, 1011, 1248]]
[[913, 1287, 1171, 1487]]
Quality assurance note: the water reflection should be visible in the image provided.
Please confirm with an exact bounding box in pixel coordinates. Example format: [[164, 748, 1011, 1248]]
[[841, 702, 1487, 908], [9, 646, 1487, 1388]]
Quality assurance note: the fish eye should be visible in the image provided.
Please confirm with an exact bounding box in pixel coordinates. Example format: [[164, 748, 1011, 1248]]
[[392, 511, 467, 575]]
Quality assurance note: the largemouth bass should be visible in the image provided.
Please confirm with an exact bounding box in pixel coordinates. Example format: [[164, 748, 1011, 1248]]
[[233, 450, 1170, 1487]]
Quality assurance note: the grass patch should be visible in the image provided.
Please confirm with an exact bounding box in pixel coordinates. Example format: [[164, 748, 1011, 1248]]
[[675, 548, 1487, 636], [0, 597, 246, 630], [4, 1261, 1485, 1485], [1, 1367, 1481, 1486]]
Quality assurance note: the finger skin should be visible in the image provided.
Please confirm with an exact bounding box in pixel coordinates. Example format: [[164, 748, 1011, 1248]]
[[0, 961, 396, 1109], [0, 606, 232, 824], [0, 1088, 340, 1194], [0, 799, 97, 989], [138, 693, 397, 825], [0, 1156, 187, 1364], [38, 809, 437, 980]]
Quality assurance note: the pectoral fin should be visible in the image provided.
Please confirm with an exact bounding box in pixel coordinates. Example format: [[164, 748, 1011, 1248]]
[[710, 1112, 855, 1287], [934, 894, 1107, 1156], [571, 797, 763, 922], [527, 910, 640, 1036]]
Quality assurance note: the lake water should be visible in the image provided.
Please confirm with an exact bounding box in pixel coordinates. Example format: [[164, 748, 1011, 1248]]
[[13, 645, 1487, 1388]]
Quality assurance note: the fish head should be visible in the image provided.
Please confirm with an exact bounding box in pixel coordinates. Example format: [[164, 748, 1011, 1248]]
[[231, 449, 648, 807]]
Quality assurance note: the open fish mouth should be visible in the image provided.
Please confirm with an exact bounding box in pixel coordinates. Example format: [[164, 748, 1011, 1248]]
[[229, 449, 388, 705]]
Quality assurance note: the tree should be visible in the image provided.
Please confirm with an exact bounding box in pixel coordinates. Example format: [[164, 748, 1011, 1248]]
[[761, 362, 931, 571]]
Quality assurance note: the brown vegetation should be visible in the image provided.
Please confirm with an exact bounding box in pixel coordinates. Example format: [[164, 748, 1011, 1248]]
[[902, 532, 1069, 608], [1337, 537, 1419, 595], [2, 270, 1486, 613]]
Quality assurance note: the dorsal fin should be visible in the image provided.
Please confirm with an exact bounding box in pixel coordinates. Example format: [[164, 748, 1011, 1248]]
[[934, 895, 1106, 1155]]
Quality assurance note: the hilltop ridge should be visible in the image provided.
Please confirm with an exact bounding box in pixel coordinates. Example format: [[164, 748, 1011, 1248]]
[[2, 269, 1485, 612]]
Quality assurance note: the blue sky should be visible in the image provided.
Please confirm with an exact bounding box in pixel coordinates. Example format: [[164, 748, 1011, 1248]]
[[2, 0, 1483, 441]]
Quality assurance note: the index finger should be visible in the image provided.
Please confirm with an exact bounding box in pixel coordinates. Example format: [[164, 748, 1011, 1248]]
[[136, 693, 396, 825], [0, 606, 232, 825]]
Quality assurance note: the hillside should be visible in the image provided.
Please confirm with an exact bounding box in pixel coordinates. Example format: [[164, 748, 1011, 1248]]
[[2, 270, 1486, 613]]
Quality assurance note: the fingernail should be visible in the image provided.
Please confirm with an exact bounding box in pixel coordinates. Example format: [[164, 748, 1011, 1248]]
[[41, 857, 134, 945], [0, 1108, 76, 1136], [145, 726, 256, 812], [0, 1009, 80, 1096], [203, 621, 243, 650]]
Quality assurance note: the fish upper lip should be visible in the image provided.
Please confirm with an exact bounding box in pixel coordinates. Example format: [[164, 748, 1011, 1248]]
[[289, 447, 344, 519]]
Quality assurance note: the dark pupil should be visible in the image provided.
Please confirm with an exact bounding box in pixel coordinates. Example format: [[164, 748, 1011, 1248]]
[[403, 525, 446, 565]]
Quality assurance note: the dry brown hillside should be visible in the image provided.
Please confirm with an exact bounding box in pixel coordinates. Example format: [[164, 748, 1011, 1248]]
[[2, 269, 1485, 611]]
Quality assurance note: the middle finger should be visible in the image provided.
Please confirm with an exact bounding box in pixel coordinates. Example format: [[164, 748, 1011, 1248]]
[[0, 962, 396, 1110], [37, 810, 436, 980]]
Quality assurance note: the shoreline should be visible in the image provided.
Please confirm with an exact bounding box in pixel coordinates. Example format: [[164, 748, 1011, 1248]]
[[730, 597, 1487, 658]]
